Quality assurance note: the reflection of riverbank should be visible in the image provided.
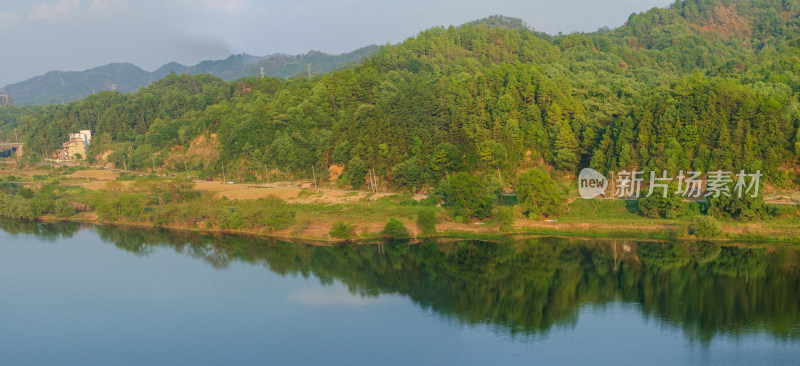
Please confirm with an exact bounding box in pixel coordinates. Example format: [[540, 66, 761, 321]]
[[3, 218, 798, 344], [28, 209, 800, 246]]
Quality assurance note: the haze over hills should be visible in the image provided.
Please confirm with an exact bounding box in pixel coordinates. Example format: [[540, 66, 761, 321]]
[[3, 46, 378, 106]]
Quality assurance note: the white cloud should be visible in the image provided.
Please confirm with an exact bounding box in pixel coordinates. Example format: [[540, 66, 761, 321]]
[[27, 0, 80, 23]]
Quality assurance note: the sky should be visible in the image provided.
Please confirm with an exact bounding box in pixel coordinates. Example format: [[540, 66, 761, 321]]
[[0, 0, 674, 87]]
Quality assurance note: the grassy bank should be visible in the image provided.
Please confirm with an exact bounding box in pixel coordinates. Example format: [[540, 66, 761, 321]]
[[1, 165, 799, 243]]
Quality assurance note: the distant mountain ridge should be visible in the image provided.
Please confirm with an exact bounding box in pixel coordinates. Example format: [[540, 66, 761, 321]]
[[4, 46, 378, 106]]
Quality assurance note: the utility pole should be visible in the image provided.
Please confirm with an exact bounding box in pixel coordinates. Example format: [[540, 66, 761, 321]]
[[260, 67, 265, 79], [44, 149, 54, 173], [222, 162, 226, 183]]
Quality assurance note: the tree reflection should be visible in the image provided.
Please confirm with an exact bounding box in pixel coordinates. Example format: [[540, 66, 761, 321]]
[[8, 221, 800, 343], [0, 218, 82, 241]]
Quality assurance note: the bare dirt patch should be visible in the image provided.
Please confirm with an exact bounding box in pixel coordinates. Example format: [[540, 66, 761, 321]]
[[69, 169, 118, 181], [186, 134, 219, 160], [328, 164, 344, 183], [83, 180, 133, 191], [193, 182, 301, 200]]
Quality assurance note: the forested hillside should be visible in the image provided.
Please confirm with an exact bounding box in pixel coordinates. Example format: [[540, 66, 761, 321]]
[[3, 0, 800, 193]]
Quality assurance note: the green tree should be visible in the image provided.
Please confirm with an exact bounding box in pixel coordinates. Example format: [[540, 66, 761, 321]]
[[347, 157, 368, 189], [416, 208, 437, 236], [794, 126, 800, 157], [381, 218, 410, 240], [439, 173, 495, 219], [554, 122, 578, 171], [637, 185, 683, 219], [516, 168, 563, 218], [391, 157, 422, 192]]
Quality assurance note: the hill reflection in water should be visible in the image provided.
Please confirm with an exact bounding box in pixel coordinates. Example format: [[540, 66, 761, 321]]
[[2, 218, 798, 344]]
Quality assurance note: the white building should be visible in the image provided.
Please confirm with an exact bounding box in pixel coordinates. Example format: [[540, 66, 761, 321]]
[[69, 130, 93, 146]]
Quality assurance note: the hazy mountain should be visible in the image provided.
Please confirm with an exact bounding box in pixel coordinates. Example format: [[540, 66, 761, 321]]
[[3, 46, 378, 106], [4, 63, 152, 106]]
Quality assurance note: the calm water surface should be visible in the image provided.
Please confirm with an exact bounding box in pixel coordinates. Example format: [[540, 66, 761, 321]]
[[0, 220, 798, 365]]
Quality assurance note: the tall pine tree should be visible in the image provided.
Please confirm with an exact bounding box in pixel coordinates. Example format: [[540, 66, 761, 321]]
[[554, 121, 578, 171]]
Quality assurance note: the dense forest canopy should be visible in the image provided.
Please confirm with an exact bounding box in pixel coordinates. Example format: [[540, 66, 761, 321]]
[[2, 0, 799, 190]]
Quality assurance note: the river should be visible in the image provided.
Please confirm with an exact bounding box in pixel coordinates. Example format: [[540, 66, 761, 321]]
[[0, 220, 798, 365]]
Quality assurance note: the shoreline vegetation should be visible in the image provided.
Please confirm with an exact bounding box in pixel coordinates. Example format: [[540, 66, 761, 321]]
[[1, 165, 797, 244]]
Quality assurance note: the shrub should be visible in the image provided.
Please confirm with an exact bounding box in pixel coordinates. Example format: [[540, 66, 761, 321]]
[[382, 218, 410, 240], [117, 194, 144, 220], [496, 206, 515, 232], [92, 193, 144, 222], [0, 193, 35, 220], [766, 203, 799, 218], [90, 194, 116, 222], [227, 211, 243, 229], [55, 200, 75, 218], [0, 182, 14, 194], [692, 216, 721, 239], [637, 191, 683, 219], [18, 187, 34, 199], [708, 192, 765, 221], [259, 196, 296, 232], [329, 221, 357, 241], [31, 196, 56, 216], [416, 208, 437, 236]]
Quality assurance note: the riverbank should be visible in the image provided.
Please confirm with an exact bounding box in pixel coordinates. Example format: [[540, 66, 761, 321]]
[[2, 166, 799, 244], [35, 202, 800, 245]]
